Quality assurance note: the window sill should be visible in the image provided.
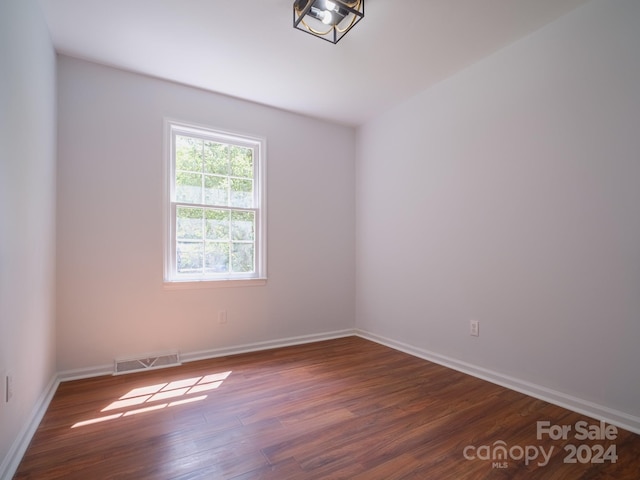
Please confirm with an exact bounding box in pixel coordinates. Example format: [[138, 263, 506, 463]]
[[163, 278, 267, 290]]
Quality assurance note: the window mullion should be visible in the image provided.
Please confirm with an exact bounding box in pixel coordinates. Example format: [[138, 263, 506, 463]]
[[200, 140, 206, 276], [227, 146, 232, 207], [200, 139, 204, 204], [201, 207, 206, 276], [173, 201, 256, 214]]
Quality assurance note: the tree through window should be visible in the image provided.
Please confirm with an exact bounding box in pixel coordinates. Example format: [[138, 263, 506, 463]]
[[165, 121, 266, 284]]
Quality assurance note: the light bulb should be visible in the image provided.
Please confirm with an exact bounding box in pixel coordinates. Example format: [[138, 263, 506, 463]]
[[321, 10, 333, 24], [325, 0, 337, 11]]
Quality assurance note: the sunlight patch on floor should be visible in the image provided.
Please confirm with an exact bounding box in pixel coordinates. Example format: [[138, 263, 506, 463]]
[[71, 371, 232, 428]]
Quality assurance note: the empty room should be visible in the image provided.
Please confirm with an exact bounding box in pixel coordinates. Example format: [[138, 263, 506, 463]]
[[1, 0, 639, 478]]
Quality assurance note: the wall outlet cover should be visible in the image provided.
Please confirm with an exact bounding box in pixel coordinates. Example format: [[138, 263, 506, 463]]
[[470, 320, 480, 337], [5, 373, 14, 402], [0, 369, 5, 403]]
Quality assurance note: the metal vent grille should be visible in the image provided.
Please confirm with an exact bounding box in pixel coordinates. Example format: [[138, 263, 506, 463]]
[[114, 353, 181, 375]]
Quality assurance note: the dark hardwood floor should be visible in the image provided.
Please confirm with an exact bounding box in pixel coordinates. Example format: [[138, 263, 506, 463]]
[[14, 337, 640, 479]]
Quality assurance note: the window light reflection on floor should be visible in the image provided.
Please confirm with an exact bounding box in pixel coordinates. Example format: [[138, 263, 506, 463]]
[[71, 371, 232, 428]]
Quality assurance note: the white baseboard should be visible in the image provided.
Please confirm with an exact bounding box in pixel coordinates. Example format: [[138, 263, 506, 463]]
[[0, 374, 60, 480], [58, 363, 113, 382], [56, 329, 358, 382], [356, 329, 640, 436], [181, 329, 357, 363]]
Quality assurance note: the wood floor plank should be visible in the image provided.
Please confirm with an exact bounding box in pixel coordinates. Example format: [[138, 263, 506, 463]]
[[14, 337, 640, 479]]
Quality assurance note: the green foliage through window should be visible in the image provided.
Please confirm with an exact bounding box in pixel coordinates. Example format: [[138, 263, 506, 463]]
[[175, 135, 254, 209], [176, 206, 255, 274], [168, 123, 263, 281]]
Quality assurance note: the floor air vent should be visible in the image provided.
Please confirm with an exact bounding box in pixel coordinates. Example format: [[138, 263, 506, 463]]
[[114, 352, 181, 375]]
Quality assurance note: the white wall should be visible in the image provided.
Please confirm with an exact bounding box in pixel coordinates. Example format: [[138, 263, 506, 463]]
[[0, 0, 57, 472], [56, 56, 356, 371], [356, 0, 640, 421]]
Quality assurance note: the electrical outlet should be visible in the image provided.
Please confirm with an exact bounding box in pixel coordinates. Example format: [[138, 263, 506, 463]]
[[0, 370, 5, 404], [6, 374, 13, 402], [218, 310, 228, 325], [470, 320, 479, 337]]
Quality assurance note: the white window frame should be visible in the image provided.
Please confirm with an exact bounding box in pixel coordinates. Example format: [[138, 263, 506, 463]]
[[163, 119, 267, 288]]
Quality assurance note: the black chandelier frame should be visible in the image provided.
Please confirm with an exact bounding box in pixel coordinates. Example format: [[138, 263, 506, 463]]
[[293, 0, 365, 44]]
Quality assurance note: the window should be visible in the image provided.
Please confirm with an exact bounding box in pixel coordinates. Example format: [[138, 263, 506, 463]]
[[164, 121, 266, 286]]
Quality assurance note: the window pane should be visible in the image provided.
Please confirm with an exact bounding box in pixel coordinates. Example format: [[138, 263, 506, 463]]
[[231, 211, 254, 241], [176, 172, 202, 204], [205, 242, 229, 273], [205, 209, 229, 240], [204, 141, 229, 175], [231, 243, 254, 273], [177, 242, 203, 273], [230, 146, 253, 178], [176, 136, 202, 172], [230, 178, 253, 207], [204, 175, 229, 206], [177, 207, 203, 240]]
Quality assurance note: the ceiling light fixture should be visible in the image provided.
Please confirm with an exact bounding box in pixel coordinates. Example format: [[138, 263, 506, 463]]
[[293, 0, 364, 44]]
